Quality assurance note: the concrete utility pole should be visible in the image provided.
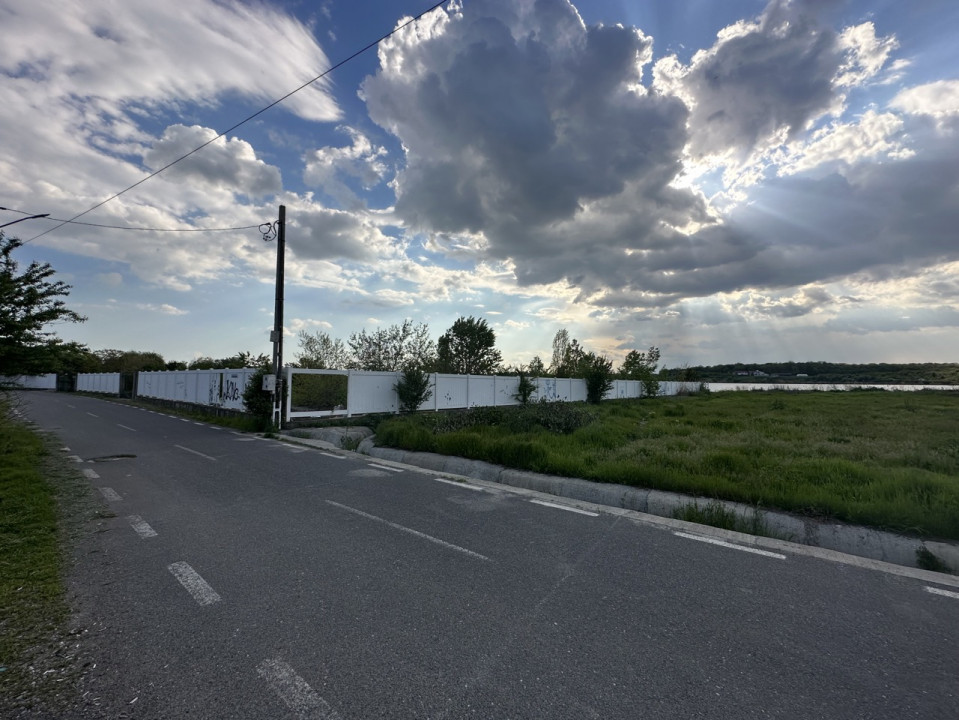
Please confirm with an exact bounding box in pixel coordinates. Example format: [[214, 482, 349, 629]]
[[269, 205, 286, 428]]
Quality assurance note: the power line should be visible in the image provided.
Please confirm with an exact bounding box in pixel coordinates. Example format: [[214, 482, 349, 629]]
[[0, 206, 262, 232], [25, 0, 449, 245]]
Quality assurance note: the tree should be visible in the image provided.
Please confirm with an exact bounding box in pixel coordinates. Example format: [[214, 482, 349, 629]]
[[549, 329, 585, 378], [97, 349, 167, 373], [436, 316, 503, 375], [295, 330, 349, 369], [348, 320, 436, 371], [620, 346, 661, 396], [527, 355, 546, 377], [394, 364, 433, 413], [580, 352, 615, 403], [0, 232, 86, 375]]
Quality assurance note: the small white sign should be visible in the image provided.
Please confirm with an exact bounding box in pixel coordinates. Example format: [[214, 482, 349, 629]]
[[262, 374, 276, 392]]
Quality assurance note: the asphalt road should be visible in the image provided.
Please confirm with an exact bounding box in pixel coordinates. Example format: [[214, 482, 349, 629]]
[[20, 392, 959, 719]]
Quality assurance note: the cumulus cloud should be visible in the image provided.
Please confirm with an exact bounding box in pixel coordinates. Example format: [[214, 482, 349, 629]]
[[303, 126, 389, 208], [144, 125, 282, 197], [136, 302, 189, 315], [891, 80, 959, 120], [363, 0, 699, 297], [289, 205, 399, 262]]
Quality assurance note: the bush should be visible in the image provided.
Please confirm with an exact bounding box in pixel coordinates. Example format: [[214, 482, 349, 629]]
[[242, 366, 276, 430], [579, 352, 614, 404], [514, 371, 538, 405], [395, 365, 433, 413]]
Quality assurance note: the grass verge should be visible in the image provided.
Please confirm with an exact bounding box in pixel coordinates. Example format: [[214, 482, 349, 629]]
[[0, 393, 101, 715], [374, 391, 959, 540]]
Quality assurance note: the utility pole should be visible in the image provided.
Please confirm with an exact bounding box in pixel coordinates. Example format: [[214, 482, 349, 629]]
[[268, 205, 286, 428]]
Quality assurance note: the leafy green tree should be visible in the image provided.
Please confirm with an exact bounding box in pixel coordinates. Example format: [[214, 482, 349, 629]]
[[620, 346, 661, 396], [348, 320, 435, 371], [550, 329, 585, 378], [97, 349, 167, 372], [295, 330, 349, 369], [0, 232, 86, 375], [527, 355, 546, 377], [436, 316, 503, 375], [579, 352, 615, 403], [394, 364, 433, 413]]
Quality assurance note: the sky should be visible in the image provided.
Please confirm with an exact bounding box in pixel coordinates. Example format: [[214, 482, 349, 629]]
[[2, 0, 958, 370]]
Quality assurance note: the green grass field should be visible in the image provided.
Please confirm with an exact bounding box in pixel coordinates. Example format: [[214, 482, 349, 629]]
[[0, 395, 99, 713], [374, 390, 959, 539]]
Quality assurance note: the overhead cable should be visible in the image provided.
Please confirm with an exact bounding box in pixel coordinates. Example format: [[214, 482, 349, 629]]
[[0, 206, 261, 232], [24, 0, 449, 245]]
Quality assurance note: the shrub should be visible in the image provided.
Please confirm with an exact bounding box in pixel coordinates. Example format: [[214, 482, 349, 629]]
[[395, 365, 433, 413], [514, 371, 538, 405], [242, 366, 275, 430], [579, 352, 615, 404]]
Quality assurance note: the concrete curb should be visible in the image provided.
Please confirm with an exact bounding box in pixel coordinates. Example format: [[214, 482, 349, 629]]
[[279, 429, 958, 576]]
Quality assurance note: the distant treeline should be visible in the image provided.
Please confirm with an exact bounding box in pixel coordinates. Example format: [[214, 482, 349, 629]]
[[661, 362, 959, 386]]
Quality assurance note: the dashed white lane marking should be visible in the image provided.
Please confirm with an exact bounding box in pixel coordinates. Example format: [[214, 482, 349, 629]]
[[82, 468, 100, 479], [435, 478, 484, 492], [117, 424, 137, 432], [257, 658, 342, 720], [86, 412, 99, 418], [210, 426, 223, 431], [530, 499, 599, 517], [99, 487, 122, 502], [66, 404, 76, 409], [326, 500, 490, 562], [233, 437, 256, 442], [67, 455, 83, 463], [128, 515, 158, 539], [320, 452, 345, 460], [179, 418, 190, 423], [168, 562, 222, 606], [674, 531, 787, 560], [368, 463, 403, 473], [60, 446, 70, 452], [926, 586, 959, 600], [174, 444, 218, 461], [193, 422, 206, 426]]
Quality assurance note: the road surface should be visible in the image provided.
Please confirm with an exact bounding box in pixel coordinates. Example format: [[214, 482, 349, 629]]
[[19, 391, 959, 719]]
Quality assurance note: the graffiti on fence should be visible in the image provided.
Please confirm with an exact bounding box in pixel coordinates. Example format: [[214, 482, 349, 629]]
[[221, 375, 242, 404]]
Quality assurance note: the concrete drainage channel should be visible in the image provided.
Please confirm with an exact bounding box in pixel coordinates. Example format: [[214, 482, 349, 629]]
[[282, 427, 959, 576]]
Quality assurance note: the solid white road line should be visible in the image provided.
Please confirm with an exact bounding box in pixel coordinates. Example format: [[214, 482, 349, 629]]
[[368, 463, 404, 473], [86, 412, 99, 418], [174, 444, 218, 461], [167, 562, 222, 606], [326, 500, 490, 562], [257, 659, 342, 720], [82, 468, 100, 479], [319, 452, 345, 460], [530, 499, 599, 516], [128, 515, 158, 539], [99, 487, 122, 501], [926, 586, 959, 600], [434, 478, 484, 492], [117, 424, 137, 432], [674, 531, 787, 560]]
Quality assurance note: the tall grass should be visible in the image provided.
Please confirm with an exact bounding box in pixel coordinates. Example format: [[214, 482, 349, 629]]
[[375, 391, 959, 539]]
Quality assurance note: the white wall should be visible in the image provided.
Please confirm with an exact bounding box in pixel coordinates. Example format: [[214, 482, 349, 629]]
[[286, 369, 674, 420], [76, 373, 121, 394], [136, 368, 258, 410]]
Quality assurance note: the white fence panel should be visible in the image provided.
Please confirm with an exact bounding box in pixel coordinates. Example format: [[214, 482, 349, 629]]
[[77, 373, 121, 394], [348, 371, 400, 416], [494, 375, 521, 406], [434, 374, 467, 410], [0, 374, 57, 389], [285, 368, 679, 420], [136, 368, 256, 409]]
